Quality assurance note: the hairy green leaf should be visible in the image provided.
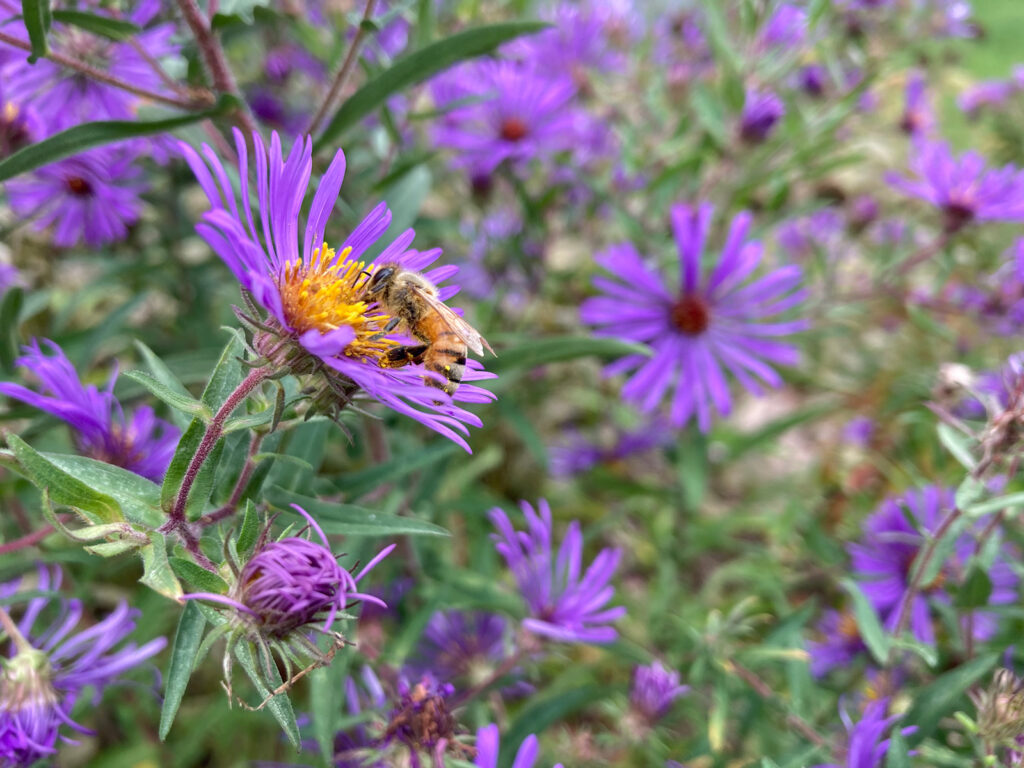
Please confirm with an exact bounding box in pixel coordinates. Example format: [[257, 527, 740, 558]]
[[159, 601, 207, 740], [51, 9, 140, 39], [269, 488, 450, 537], [123, 370, 209, 418]]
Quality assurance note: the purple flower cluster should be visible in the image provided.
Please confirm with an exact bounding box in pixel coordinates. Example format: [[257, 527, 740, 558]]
[[583, 203, 807, 431], [0, 566, 165, 766], [0, 339, 179, 482], [489, 499, 624, 644]]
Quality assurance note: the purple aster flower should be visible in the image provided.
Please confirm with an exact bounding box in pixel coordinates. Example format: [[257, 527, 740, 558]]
[[943, 239, 1024, 336], [797, 64, 829, 98], [582, 203, 808, 431], [431, 60, 580, 178], [0, 87, 39, 158], [181, 129, 496, 452], [776, 209, 845, 260], [334, 667, 387, 768], [813, 699, 915, 768], [4, 147, 146, 247], [548, 420, 674, 478], [0, 339, 179, 482], [0, 565, 166, 767], [759, 3, 808, 49], [0, 0, 179, 130], [844, 416, 877, 447], [411, 611, 510, 684], [887, 139, 1024, 233], [900, 71, 935, 136], [488, 499, 625, 644], [739, 87, 785, 144], [474, 723, 564, 768], [959, 79, 1017, 117], [654, 11, 714, 85], [183, 504, 393, 640], [380, 676, 459, 767], [807, 609, 868, 677], [630, 661, 689, 723], [849, 486, 1019, 645], [848, 195, 880, 231]]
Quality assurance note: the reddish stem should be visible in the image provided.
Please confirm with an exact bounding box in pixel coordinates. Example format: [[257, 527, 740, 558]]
[[0, 516, 70, 555], [197, 431, 266, 528]]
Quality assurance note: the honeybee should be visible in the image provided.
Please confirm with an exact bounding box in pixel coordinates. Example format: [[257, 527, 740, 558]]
[[365, 264, 495, 396]]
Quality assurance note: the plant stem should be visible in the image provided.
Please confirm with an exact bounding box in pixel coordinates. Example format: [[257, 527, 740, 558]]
[[163, 367, 269, 543], [197, 431, 266, 528], [0, 517, 70, 555], [0, 30, 213, 111], [305, 0, 378, 136], [174, 0, 258, 134], [896, 231, 950, 276], [726, 660, 832, 750], [0, 607, 33, 653]]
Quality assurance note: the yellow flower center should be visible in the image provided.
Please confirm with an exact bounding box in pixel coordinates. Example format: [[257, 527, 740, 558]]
[[277, 244, 394, 361]]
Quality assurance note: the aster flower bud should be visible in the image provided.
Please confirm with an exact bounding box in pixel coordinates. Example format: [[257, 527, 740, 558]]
[[739, 88, 785, 144], [629, 661, 689, 725], [971, 669, 1024, 746]]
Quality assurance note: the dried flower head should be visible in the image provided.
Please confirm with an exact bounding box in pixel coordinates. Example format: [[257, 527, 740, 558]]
[[971, 668, 1024, 746]]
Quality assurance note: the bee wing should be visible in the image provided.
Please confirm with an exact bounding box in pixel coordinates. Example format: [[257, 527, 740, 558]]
[[409, 284, 495, 357]]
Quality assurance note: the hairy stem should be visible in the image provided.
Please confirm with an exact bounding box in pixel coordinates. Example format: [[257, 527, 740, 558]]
[[0, 607, 33, 653], [305, 0, 378, 136], [896, 231, 951, 276], [197, 431, 266, 528], [0, 30, 213, 110], [0, 516, 70, 555], [174, 0, 257, 134]]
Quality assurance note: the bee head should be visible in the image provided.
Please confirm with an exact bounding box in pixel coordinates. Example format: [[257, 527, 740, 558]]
[[367, 265, 396, 294]]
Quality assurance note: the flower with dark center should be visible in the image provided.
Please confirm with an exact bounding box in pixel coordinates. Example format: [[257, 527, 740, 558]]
[[181, 129, 496, 451], [489, 499, 624, 644], [0, 339, 179, 482], [582, 203, 807, 431], [381, 677, 461, 768]]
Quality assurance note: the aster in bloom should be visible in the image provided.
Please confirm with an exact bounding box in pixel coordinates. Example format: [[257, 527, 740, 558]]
[[410, 610, 510, 685], [759, 3, 808, 49], [4, 147, 146, 247], [849, 486, 1018, 645], [181, 129, 496, 452], [474, 723, 564, 768], [0, 85, 39, 158], [548, 420, 674, 478], [630, 661, 689, 723], [582, 203, 807, 431], [900, 71, 935, 136], [806, 609, 869, 677], [0, 0, 179, 130], [813, 699, 915, 768], [431, 59, 580, 179], [0, 566, 166, 767], [489, 499, 625, 644], [0, 339, 179, 482], [739, 87, 785, 144], [887, 139, 1024, 233], [380, 676, 460, 768]]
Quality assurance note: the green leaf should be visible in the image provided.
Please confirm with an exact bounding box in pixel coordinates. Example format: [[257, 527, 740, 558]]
[[0, 287, 24, 372], [966, 491, 1024, 518], [169, 557, 230, 594], [502, 684, 609, 768], [122, 371, 209, 418], [162, 420, 204, 513], [884, 728, 911, 768], [212, 0, 270, 24], [140, 531, 183, 601], [955, 475, 986, 510], [903, 652, 998, 743], [21, 0, 51, 61], [840, 578, 889, 664], [937, 423, 976, 472], [268, 488, 449, 537], [234, 641, 300, 747], [7, 435, 121, 524], [331, 442, 458, 498], [488, 335, 650, 375], [42, 453, 162, 527], [0, 96, 235, 182], [316, 21, 547, 146], [50, 9, 140, 39], [236, 499, 260, 556], [691, 83, 728, 148], [954, 566, 993, 609], [159, 601, 207, 740]]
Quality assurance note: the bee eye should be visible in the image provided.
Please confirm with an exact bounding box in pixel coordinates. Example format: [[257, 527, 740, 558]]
[[368, 266, 395, 292]]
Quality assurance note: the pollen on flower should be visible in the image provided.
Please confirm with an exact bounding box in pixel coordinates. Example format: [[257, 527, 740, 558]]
[[278, 244, 395, 361]]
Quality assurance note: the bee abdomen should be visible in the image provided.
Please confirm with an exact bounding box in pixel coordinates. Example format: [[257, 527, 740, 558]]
[[424, 346, 467, 396]]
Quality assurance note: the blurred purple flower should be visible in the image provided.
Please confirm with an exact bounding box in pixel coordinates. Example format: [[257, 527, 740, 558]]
[[0, 339, 179, 482], [431, 60, 580, 178], [807, 609, 868, 677], [582, 203, 807, 431], [0, 90, 39, 158], [959, 79, 1017, 117], [0, 263, 21, 296], [739, 88, 785, 144], [900, 71, 935, 136], [760, 4, 807, 49], [1, 0, 179, 130], [474, 723, 564, 768], [654, 11, 714, 84], [181, 129, 495, 451], [548, 421, 674, 478], [489, 499, 625, 644], [797, 64, 829, 98], [411, 611, 510, 684], [776, 209, 844, 260], [887, 140, 1024, 233], [334, 667, 387, 768], [849, 486, 1018, 645], [381, 676, 458, 765], [0, 566, 166, 767], [630, 661, 689, 723], [944, 239, 1024, 336], [813, 698, 915, 768], [5, 148, 146, 247], [843, 416, 876, 447]]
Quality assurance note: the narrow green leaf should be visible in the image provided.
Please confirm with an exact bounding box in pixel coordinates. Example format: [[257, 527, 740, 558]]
[[211, 0, 270, 24], [840, 578, 889, 664], [123, 370, 209, 418], [954, 566, 993, 609], [140, 531, 183, 601], [331, 442, 458, 498], [159, 601, 207, 740], [234, 641, 300, 747], [22, 0, 50, 61], [236, 499, 260, 555], [169, 557, 230, 594], [903, 652, 998, 743], [966, 491, 1024, 518], [316, 21, 547, 146], [0, 287, 24, 372], [937, 423, 976, 471], [955, 475, 985, 510], [884, 729, 911, 768], [488, 335, 650, 375], [268, 488, 450, 537], [161, 420, 203, 512], [50, 9, 140, 39], [0, 96, 235, 182], [7, 435, 121, 524]]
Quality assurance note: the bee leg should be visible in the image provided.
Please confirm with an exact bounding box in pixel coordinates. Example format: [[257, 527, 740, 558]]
[[369, 316, 403, 341], [379, 344, 429, 369]]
